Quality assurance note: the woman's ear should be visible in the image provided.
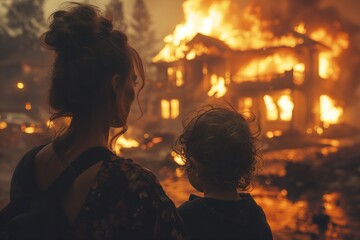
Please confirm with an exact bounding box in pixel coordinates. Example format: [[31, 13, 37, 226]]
[[111, 74, 122, 94]]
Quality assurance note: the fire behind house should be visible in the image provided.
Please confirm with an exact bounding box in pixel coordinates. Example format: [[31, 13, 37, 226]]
[[137, 0, 349, 140]]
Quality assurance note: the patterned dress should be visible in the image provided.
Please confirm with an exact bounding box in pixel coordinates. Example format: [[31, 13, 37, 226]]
[[10, 145, 187, 239]]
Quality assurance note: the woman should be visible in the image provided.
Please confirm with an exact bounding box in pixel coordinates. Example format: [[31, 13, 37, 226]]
[[7, 3, 187, 239]]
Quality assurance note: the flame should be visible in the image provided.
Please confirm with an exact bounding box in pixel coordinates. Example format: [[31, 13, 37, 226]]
[[263, 94, 294, 121], [234, 54, 303, 82], [115, 136, 139, 155], [186, 43, 210, 60], [168, 67, 184, 86], [154, 1, 304, 62], [171, 151, 186, 166], [277, 95, 294, 121], [263, 95, 278, 120], [310, 28, 349, 80], [22, 126, 35, 134], [320, 95, 343, 125], [207, 74, 227, 98], [294, 22, 306, 34]]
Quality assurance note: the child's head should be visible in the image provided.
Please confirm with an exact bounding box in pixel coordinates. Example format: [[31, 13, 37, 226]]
[[176, 105, 261, 192]]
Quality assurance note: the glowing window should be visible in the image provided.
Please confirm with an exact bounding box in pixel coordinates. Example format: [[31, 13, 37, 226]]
[[161, 99, 180, 119], [263, 94, 294, 121]]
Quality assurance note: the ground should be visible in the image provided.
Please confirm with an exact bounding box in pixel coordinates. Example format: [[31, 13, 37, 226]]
[[1, 130, 359, 239]]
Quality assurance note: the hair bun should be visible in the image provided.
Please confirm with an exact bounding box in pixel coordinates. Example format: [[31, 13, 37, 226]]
[[42, 3, 113, 52]]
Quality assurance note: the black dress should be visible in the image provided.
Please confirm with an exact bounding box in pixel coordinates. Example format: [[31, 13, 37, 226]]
[[9, 145, 187, 239], [178, 194, 273, 240]]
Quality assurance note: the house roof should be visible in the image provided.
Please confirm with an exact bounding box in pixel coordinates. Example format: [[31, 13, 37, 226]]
[[186, 33, 233, 53]]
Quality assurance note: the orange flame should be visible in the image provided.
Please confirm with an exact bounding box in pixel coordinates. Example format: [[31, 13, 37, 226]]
[[234, 54, 303, 82], [207, 74, 227, 98], [320, 95, 343, 125], [263, 95, 278, 120], [263, 94, 294, 121], [310, 28, 349, 80], [171, 151, 186, 166], [154, 1, 304, 63], [115, 136, 139, 155]]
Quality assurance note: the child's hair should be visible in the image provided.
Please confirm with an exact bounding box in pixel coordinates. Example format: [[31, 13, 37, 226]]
[[175, 105, 261, 191]]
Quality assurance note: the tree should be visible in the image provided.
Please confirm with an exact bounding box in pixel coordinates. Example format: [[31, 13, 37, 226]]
[[129, 0, 156, 64], [6, 0, 45, 52], [105, 0, 127, 33]]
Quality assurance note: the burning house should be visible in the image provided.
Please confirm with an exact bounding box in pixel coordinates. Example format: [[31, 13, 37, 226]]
[[143, 1, 348, 138]]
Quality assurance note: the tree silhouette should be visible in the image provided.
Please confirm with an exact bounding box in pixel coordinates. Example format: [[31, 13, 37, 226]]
[[129, 0, 156, 64], [105, 0, 127, 33], [6, 0, 45, 52]]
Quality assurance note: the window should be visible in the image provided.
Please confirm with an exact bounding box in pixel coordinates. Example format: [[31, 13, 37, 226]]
[[263, 94, 294, 121], [161, 99, 180, 119]]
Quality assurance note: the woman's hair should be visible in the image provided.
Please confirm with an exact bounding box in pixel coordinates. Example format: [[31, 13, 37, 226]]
[[40, 2, 145, 153], [175, 105, 262, 191]]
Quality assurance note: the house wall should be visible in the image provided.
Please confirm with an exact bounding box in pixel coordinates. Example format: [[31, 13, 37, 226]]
[[151, 44, 333, 136]]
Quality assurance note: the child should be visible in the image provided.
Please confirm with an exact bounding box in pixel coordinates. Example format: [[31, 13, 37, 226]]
[[175, 105, 273, 239]]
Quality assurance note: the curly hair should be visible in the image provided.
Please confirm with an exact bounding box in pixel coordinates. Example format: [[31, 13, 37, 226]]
[[174, 105, 262, 191]]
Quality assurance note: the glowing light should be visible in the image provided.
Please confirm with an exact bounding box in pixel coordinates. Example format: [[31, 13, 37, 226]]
[[167, 67, 174, 78], [320, 95, 343, 125], [23, 126, 35, 134], [293, 63, 305, 85], [115, 136, 139, 155], [175, 70, 184, 86], [266, 131, 274, 138], [273, 130, 283, 137], [170, 99, 180, 119], [234, 54, 302, 82], [161, 100, 171, 119], [318, 52, 337, 79], [0, 121, 7, 129], [17, 82, 24, 89], [263, 95, 278, 121], [316, 127, 324, 135], [207, 74, 227, 98], [46, 120, 54, 128], [161, 99, 180, 119], [25, 102, 32, 111], [294, 22, 306, 34], [277, 95, 294, 121], [152, 137, 163, 144], [175, 168, 185, 177], [281, 189, 288, 197], [311, 28, 349, 80], [171, 151, 186, 166]]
